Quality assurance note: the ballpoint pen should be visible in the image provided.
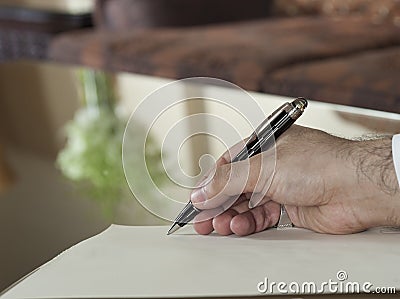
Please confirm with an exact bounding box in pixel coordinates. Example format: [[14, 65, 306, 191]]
[[167, 97, 308, 235]]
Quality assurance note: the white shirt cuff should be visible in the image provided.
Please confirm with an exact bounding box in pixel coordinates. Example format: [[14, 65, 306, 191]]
[[393, 134, 400, 187]]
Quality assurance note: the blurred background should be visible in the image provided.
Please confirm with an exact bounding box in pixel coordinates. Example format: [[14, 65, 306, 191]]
[[1, 0, 400, 293]]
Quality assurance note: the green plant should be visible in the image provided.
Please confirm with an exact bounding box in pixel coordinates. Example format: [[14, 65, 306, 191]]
[[57, 69, 165, 218]]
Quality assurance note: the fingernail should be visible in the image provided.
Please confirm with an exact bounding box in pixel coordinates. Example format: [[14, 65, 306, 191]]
[[190, 187, 208, 205], [248, 201, 254, 209]]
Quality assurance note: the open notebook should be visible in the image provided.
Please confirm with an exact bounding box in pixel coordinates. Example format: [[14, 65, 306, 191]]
[[2, 225, 400, 298]]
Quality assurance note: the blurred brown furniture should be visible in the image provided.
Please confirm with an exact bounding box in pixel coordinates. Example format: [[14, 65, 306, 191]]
[[48, 0, 400, 113], [0, 5, 92, 61]]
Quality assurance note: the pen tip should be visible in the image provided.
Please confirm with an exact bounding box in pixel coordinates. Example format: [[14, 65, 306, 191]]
[[167, 223, 180, 235]]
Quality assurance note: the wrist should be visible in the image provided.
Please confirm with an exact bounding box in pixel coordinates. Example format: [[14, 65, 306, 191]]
[[357, 195, 400, 228], [337, 137, 400, 228]]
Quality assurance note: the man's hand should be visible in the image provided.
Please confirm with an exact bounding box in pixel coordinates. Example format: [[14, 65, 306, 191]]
[[191, 125, 400, 236]]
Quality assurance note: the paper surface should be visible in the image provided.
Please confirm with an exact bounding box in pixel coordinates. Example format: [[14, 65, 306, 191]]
[[2, 225, 400, 298]]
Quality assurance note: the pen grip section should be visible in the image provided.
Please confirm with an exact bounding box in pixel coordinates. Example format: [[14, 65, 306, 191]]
[[175, 201, 201, 226]]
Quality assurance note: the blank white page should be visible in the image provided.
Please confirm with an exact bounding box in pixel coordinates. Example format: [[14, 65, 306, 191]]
[[2, 225, 400, 298]]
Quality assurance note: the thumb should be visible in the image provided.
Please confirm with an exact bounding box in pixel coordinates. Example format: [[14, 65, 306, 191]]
[[191, 153, 274, 210]]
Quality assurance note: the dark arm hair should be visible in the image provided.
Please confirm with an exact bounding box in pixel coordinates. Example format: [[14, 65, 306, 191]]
[[346, 136, 399, 196]]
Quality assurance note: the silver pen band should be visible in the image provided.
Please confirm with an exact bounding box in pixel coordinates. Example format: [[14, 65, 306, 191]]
[[276, 205, 294, 230]]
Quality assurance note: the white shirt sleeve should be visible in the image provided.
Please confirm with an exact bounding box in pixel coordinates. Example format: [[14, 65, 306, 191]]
[[393, 134, 400, 187]]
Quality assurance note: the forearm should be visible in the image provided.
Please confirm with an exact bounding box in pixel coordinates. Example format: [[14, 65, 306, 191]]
[[340, 137, 400, 227], [350, 137, 398, 195]]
